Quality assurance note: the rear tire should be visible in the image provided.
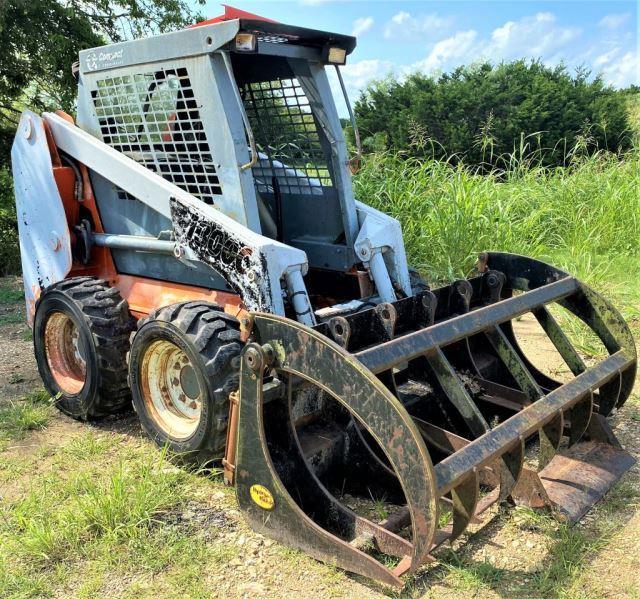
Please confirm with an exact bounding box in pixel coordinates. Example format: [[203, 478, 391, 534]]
[[33, 277, 133, 420], [128, 301, 243, 465]]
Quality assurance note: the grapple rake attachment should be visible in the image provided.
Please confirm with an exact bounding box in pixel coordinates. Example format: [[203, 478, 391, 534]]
[[231, 253, 636, 588]]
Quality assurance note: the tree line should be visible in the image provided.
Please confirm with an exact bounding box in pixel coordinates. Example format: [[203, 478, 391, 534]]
[[352, 60, 637, 168]]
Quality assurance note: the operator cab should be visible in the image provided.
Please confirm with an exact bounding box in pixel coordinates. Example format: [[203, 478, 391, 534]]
[[219, 14, 359, 274]]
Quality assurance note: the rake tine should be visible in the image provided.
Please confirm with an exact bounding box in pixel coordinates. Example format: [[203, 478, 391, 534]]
[[426, 348, 489, 438], [596, 374, 621, 417], [568, 392, 594, 446], [485, 325, 566, 470], [425, 349, 527, 503], [534, 305, 620, 417], [451, 469, 480, 542], [499, 436, 525, 501], [539, 409, 564, 469], [533, 306, 586, 376], [485, 325, 542, 401], [560, 286, 637, 410]]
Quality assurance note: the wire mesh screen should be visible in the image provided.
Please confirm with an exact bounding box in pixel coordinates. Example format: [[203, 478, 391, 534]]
[[91, 67, 221, 205], [240, 78, 334, 194]]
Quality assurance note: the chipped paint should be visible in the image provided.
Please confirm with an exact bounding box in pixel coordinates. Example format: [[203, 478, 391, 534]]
[[170, 198, 271, 312]]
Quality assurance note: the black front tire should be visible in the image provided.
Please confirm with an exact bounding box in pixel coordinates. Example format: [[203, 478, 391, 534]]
[[33, 277, 133, 420], [128, 301, 243, 464]]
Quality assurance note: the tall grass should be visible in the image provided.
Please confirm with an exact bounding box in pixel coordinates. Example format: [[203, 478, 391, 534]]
[[353, 148, 640, 287]]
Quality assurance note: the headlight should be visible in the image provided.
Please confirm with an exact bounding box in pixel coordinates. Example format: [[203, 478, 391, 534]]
[[235, 33, 257, 52], [324, 46, 347, 65]]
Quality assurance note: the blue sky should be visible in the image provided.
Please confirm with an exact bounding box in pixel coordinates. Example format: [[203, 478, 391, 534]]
[[195, 1, 638, 114]]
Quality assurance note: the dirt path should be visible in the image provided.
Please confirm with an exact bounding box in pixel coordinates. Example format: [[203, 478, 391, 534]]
[[1, 278, 639, 598]]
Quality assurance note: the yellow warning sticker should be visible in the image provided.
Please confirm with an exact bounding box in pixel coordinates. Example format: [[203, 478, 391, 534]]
[[250, 484, 275, 510]]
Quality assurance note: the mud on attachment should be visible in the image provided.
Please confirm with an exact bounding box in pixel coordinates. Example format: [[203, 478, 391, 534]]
[[233, 253, 636, 588]]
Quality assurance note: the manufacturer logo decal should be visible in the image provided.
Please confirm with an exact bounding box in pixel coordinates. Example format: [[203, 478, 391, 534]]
[[85, 52, 98, 71], [84, 49, 124, 72], [250, 484, 275, 510]]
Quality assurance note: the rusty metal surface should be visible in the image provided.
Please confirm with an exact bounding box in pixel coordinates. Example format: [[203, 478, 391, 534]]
[[436, 351, 631, 493], [232, 252, 637, 587], [235, 345, 407, 588], [235, 316, 440, 585], [356, 276, 579, 374], [434, 351, 632, 495], [537, 441, 636, 522]]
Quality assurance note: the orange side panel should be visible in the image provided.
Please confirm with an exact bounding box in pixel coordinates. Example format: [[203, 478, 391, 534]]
[[44, 113, 246, 329], [116, 274, 246, 321], [52, 167, 79, 229]]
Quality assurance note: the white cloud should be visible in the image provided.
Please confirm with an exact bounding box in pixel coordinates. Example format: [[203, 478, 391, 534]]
[[329, 11, 633, 116], [383, 11, 452, 41], [415, 12, 580, 74], [487, 12, 580, 59], [598, 12, 631, 29], [594, 48, 619, 67], [594, 48, 639, 87], [417, 30, 478, 72], [328, 58, 397, 115], [341, 59, 397, 90], [352, 16, 374, 38]]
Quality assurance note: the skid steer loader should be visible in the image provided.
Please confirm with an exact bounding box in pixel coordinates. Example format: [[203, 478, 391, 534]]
[[11, 5, 637, 588]]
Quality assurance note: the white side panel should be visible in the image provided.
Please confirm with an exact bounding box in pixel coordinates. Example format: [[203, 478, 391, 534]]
[[11, 112, 72, 324]]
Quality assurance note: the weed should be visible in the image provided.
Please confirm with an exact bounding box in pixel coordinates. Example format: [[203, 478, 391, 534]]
[[0, 282, 23, 305], [438, 507, 452, 528], [440, 549, 505, 591], [0, 311, 23, 325], [63, 431, 117, 460], [0, 400, 51, 444], [367, 489, 389, 520], [531, 524, 610, 597], [353, 149, 639, 286]]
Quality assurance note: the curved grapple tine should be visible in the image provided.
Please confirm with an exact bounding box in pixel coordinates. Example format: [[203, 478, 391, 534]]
[[569, 392, 594, 446], [483, 322, 565, 471], [533, 305, 587, 376], [426, 348, 489, 438], [596, 374, 621, 417], [451, 469, 480, 542], [559, 284, 636, 410], [499, 436, 525, 501], [539, 410, 564, 470], [236, 350, 406, 588]]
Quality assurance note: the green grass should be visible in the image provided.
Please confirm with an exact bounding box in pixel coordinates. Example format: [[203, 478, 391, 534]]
[[62, 431, 118, 460], [0, 282, 23, 305], [0, 389, 53, 449], [0, 443, 201, 596], [0, 418, 246, 599], [353, 148, 640, 287], [0, 310, 24, 325], [440, 551, 505, 592]]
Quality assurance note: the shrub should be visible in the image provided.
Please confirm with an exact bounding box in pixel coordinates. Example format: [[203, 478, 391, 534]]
[[354, 61, 633, 168]]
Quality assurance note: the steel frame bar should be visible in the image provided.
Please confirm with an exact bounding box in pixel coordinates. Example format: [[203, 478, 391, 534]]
[[434, 350, 632, 495], [356, 277, 579, 374]]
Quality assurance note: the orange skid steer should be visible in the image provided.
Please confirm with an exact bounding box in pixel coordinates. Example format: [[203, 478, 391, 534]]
[[11, 6, 636, 588]]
